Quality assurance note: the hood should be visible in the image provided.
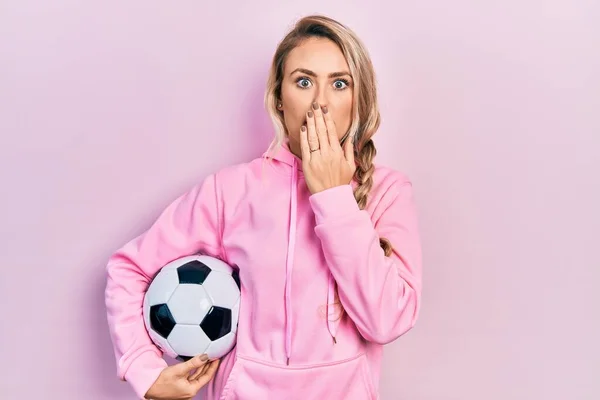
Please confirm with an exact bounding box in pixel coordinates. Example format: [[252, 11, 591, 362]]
[[262, 140, 303, 171]]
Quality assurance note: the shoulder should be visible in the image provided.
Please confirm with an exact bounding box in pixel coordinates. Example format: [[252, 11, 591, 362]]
[[203, 153, 261, 179], [207, 156, 267, 195], [371, 163, 413, 195], [358, 162, 415, 217]]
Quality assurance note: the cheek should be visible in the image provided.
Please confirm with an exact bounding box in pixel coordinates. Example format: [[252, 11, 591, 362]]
[[333, 103, 353, 137], [281, 105, 307, 140], [284, 106, 307, 129], [281, 92, 311, 124]]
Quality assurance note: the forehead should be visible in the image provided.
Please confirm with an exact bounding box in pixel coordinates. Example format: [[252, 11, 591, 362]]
[[284, 37, 349, 74]]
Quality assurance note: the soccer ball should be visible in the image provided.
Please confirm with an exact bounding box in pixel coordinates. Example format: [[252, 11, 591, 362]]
[[142, 255, 240, 362]]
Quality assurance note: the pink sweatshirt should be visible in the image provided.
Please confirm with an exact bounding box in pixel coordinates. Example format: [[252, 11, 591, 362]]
[[105, 141, 422, 400]]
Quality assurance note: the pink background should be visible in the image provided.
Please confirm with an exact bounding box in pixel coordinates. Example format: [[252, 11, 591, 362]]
[[1, 1, 599, 399]]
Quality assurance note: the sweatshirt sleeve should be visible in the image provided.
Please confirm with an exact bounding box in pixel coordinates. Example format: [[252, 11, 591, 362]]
[[104, 173, 224, 399], [309, 178, 422, 345]]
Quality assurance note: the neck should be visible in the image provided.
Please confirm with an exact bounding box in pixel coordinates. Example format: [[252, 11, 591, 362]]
[[286, 137, 303, 160]]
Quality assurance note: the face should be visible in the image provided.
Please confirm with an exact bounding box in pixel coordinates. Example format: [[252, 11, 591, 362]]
[[278, 37, 354, 158]]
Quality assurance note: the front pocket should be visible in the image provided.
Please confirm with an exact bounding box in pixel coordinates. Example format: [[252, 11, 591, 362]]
[[219, 353, 376, 400]]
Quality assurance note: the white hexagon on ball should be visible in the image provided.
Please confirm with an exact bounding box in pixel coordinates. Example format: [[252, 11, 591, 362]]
[[168, 324, 211, 358], [206, 331, 237, 360], [203, 271, 240, 309], [195, 255, 233, 274], [145, 268, 179, 306], [230, 299, 240, 334], [167, 284, 212, 325]]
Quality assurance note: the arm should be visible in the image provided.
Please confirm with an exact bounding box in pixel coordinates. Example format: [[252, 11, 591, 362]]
[[309, 178, 422, 344], [104, 173, 224, 399]]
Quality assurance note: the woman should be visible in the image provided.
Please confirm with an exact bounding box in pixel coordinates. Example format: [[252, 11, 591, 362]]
[[105, 14, 422, 400]]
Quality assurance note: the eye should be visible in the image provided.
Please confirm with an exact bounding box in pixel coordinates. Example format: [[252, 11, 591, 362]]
[[296, 77, 312, 89], [333, 79, 349, 90]]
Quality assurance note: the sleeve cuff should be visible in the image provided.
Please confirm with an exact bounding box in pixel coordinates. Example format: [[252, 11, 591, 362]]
[[123, 350, 168, 399], [309, 184, 360, 225]]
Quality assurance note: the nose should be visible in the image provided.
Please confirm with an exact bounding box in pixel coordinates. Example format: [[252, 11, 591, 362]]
[[313, 85, 328, 109]]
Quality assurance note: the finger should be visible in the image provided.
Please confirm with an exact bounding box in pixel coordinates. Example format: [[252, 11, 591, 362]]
[[187, 357, 210, 380], [299, 125, 311, 159], [312, 102, 329, 154], [322, 106, 341, 151], [189, 359, 211, 381], [344, 134, 355, 167], [177, 354, 208, 376], [191, 359, 221, 390], [306, 109, 319, 152]]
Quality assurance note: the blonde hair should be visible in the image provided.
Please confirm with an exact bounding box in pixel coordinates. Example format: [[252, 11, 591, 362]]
[[264, 14, 393, 257]]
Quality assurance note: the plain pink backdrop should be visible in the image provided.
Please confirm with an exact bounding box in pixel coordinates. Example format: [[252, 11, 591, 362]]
[[1, 1, 599, 399]]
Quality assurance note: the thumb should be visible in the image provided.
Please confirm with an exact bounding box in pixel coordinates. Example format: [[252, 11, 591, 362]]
[[176, 354, 209, 376]]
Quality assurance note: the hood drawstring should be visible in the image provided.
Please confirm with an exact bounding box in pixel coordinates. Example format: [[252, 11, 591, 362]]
[[327, 273, 338, 343], [284, 158, 298, 365], [283, 156, 338, 366]]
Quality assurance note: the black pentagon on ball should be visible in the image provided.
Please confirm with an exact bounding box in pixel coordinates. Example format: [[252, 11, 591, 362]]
[[232, 268, 241, 290], [149, 304, 176, 339], [200, 306, 232, 341], [177, 260, 212, 284]]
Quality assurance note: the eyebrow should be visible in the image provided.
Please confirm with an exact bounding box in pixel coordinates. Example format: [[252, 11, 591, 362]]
[[289, 68, 351, 79]]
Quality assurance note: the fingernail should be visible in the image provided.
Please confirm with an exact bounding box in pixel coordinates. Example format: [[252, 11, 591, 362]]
[[322, 106, 328, 114], [307, 111, 313, 118], [312, 102, 319, 110], [301, 125, 306, 132], [200, 354, 208, 361]]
